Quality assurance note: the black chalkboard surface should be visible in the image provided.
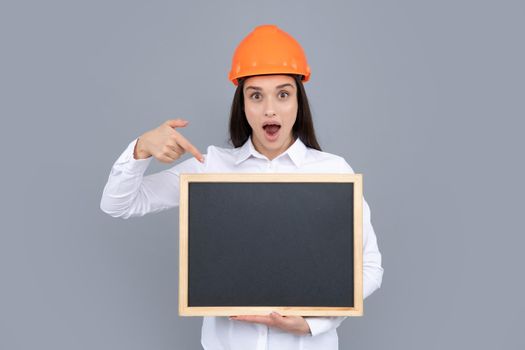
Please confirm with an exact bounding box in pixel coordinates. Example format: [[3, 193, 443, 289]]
[[179, 173, 363, 316]]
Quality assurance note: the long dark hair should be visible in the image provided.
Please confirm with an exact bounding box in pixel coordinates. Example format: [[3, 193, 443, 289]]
[[228, 74, 322, 151]]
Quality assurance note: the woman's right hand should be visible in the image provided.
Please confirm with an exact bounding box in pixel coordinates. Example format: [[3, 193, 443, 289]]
[[133, 119, 204, 164]]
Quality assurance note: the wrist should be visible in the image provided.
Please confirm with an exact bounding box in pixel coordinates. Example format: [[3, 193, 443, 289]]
[[134, 138, 152, 159]]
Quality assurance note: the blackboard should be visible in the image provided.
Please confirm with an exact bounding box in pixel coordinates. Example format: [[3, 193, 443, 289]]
[[179, 173, 363, 316]]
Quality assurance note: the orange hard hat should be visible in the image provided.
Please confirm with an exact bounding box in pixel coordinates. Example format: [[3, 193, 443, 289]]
[[228, 24, 311, 86]]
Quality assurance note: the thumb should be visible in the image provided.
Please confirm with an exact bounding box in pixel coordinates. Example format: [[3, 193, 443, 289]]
[[165, 119, 189, 128]]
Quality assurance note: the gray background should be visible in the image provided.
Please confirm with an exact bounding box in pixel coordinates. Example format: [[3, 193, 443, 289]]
[[1, 0, 523, 349]]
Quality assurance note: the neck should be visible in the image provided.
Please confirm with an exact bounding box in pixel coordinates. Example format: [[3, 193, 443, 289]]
[[252, 134, 295, 161]]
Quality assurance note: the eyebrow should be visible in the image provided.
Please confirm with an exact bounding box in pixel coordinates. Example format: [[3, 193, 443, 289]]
[[245, 83, 295, 92]]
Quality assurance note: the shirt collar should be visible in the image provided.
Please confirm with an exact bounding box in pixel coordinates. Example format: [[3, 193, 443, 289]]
[[234, 135, 308, 167]]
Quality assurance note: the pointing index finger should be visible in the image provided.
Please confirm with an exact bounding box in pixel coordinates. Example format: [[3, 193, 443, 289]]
[[174, 132, 204, 163]]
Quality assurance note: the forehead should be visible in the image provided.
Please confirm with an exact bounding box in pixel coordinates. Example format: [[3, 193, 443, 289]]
[[243, 74, 296, 90]]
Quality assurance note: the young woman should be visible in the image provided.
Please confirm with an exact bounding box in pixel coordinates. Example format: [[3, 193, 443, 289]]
[[100, 24, 383, 350]]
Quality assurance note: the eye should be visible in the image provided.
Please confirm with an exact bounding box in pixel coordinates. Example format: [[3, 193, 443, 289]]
[[250, 92, 262, 100], [279, 91, 290, 99]]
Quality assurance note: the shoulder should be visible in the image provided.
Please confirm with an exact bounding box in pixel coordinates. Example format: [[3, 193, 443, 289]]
[[304, 148, 356, 173]]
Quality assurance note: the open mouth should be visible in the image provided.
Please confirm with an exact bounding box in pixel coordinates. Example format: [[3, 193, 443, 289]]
[[263, 123, 281, 135]]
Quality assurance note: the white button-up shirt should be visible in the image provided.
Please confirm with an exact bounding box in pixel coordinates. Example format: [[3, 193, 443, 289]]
[[100, 135, 384, 350]]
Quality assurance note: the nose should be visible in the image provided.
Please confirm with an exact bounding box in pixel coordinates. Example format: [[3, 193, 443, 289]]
[[264, 99, 276, 117]]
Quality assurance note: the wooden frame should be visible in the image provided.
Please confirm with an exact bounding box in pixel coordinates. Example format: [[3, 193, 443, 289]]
[[179, 173, 363, 316]]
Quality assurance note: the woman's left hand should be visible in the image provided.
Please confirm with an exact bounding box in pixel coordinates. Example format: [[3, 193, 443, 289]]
[[229, 312, 311, 336]]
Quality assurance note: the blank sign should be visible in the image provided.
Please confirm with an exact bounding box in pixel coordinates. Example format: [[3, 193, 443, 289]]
[[179, 173, 363, 317]]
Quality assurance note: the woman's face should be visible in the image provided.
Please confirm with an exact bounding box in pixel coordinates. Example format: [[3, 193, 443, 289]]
[[243, 74, 298, 160]]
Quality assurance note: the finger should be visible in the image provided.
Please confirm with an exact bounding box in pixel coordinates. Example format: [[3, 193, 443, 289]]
[[231, 315, 269, 322], [166, 141, 185, 154], [165, 119, 189, 129], [173, 133, 204, 163], [157, 148, 183, 163], [231, 313, 282, 321], [230, 315, 273, 326], [157, 154, 178, 164], [159, 143, 182, 160], [165, 149, 183, 162], [270, 312, 283, 319], [233, 313, 284, 328], [270, 312, 286, 325]]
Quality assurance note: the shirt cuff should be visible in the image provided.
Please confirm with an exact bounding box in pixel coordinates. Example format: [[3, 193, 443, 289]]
[[113, 138, 153, 174], [304, 316, 347, 337]]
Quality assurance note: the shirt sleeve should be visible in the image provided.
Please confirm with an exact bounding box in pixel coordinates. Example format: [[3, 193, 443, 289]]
[[304, 316, 346, 337], [304, 157, 384, 337], [99, 138, 206, 219]]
